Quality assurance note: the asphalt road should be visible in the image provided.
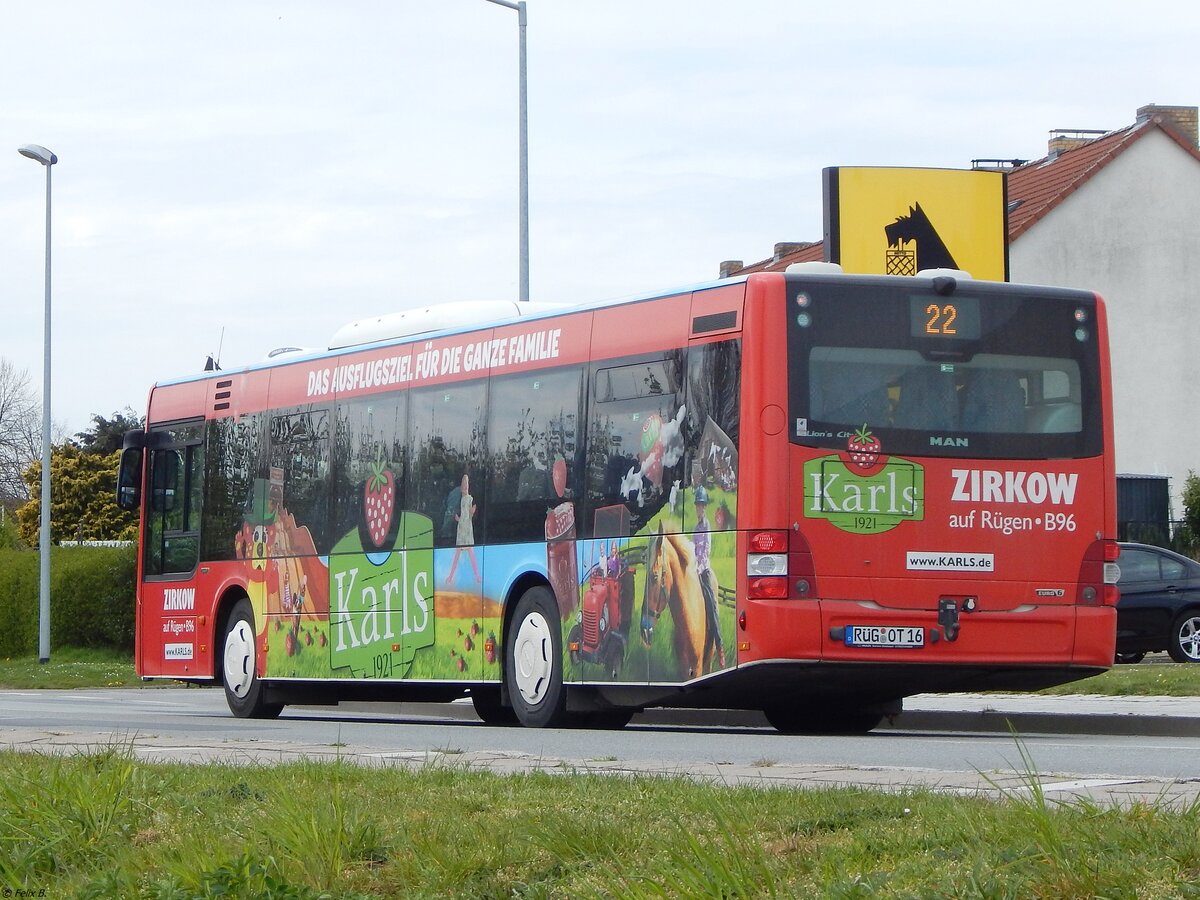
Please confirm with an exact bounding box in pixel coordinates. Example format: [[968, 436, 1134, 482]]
[[2, 687, 1198, 806]]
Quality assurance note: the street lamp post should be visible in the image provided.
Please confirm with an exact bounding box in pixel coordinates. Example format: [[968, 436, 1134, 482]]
[[483, 0, 529, 301], [18, 143, 57, 664]]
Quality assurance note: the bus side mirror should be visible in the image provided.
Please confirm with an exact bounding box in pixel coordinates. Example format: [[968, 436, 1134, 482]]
[[116, 446, 143, 511]]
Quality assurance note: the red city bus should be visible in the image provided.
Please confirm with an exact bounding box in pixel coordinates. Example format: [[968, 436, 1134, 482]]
[[117, 265, 1118, 732]]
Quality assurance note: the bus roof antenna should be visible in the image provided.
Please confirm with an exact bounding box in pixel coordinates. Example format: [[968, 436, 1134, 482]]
[[205, 326, 225, 371]]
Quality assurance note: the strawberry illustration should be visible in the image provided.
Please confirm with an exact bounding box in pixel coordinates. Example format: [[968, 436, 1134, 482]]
[[363, 454, 396, 549], [847, 424, 881, 469]]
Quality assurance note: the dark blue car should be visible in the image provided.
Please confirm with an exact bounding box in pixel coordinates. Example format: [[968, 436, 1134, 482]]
[[1115, 542, 1200, 663]]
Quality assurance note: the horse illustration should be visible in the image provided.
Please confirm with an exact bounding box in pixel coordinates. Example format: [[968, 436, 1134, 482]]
[[639, 526, 712, 679], [884, 202, 958, 272]]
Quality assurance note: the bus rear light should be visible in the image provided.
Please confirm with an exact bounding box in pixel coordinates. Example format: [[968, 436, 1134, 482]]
[[749, 531, 787, 554], [738, 610, 746, 631], [749, 577, 788, 599], [747, 553, 787, 577], [1077, 539, 1120, 606]]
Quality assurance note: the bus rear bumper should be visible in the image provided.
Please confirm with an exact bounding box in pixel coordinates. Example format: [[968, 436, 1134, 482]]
[[739, 597, 1115, 670]]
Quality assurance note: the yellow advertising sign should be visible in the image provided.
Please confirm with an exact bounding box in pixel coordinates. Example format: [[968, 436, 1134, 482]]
[[823, 167, 1008, 281]]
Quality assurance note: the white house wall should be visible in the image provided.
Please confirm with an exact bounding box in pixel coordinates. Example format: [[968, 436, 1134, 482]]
[[1009, 129, 1200, 518]]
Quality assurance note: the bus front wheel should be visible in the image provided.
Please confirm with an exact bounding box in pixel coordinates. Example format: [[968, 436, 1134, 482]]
[[222, 598, 284, 719], [504, 586, 569, 728]]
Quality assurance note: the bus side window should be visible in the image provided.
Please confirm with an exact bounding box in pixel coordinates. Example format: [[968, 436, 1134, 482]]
[[407, 382, 488, 549], [144, 422, 204, 578], [585, 352, 685, 538], [682, 339, 740, 533], [151, 449, 182, 514], [332, 395, 406, 552], [484, 366, 583, 544]]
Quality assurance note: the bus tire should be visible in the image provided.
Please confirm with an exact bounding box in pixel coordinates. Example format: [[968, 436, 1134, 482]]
[[1167, 610, 1200, 663], [764, 705, 883, 735], [222, 598, 284, 719], [504, 586, 568, 728], [471, 687, 518, 726], [1114, 651, 1146, 664], [577, 708, 635, 730]]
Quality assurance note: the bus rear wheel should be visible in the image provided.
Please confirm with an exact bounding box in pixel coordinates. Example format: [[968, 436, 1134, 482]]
[[576, 708, 635, 730], [764, 705, 883, 735], [504, 586, 569, 728], [222, 598, 283, 719], [471, 687, 518, 726]]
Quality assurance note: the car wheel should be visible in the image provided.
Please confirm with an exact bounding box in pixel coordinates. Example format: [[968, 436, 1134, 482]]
[[1114, 652, 1146, 664], [1167, 610, 1200, 663], [222, 598, 284, 719], [504, 586, 569, 727]]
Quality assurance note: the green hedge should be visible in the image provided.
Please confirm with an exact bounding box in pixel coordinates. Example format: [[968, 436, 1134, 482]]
[[0, 546, 136, 656]]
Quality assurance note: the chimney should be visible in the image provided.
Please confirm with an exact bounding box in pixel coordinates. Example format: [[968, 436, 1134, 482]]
[[1047, 129, 1107, 158], [1137, 103, 1199, 148], [773, 242, 813, 262], [719, 260, 744, 278]]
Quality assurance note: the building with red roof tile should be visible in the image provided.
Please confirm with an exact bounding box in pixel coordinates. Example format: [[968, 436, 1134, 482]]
[[720, 104, 1200, 521]]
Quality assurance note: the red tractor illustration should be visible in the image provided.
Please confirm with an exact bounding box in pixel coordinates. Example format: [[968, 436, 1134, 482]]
[[567, 543, 636, 679]]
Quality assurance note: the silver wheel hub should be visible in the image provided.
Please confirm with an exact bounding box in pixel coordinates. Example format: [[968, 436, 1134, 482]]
[[513, 610, 554, 706], [224, 618, 256, 698], [1179, 616, 1200, 661]]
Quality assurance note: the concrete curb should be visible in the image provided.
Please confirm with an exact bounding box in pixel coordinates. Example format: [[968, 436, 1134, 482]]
[[316, 699, 1200, 737], [884, 709, 1200, 737]]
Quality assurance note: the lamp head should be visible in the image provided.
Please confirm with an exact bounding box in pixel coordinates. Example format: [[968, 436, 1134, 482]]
[[18, 144, 57, 166]]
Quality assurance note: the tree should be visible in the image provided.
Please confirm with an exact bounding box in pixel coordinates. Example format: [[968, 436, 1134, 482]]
[[75, 409, 143, 456], [1179, 472, 1200, 558], [0, 359, 40, 507], [16, 444, 137, 545], [1183, 473, 1200, 536]]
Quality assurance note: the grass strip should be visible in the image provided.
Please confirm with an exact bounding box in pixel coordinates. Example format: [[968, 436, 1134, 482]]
[[0, 745, 1197, 897]]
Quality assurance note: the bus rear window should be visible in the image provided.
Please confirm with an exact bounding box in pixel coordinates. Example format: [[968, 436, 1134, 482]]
[[808, 350, 1083, 436], [787, 279, 1103, 460]]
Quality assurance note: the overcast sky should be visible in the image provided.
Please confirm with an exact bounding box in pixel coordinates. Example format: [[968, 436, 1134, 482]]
[[2, 1, 1195, 437]]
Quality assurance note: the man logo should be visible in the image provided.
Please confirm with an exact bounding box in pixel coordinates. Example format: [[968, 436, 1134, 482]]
[[930, 436, 969, 448]]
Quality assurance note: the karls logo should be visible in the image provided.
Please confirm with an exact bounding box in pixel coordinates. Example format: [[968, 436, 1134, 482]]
[[950, 469, 1078, 505], [162, 588, 195, 611], [804, 456, 925, 534], [331, 563, 431, 653], [327, 511, 436, 678]]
